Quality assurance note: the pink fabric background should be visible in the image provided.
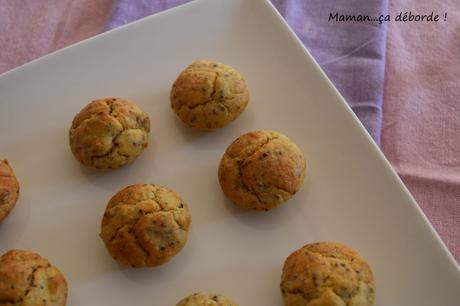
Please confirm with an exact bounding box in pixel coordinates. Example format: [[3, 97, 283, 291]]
[[381, 0, 460, 260], [0, 0, 112, 73], [0, 1, 458, 261]]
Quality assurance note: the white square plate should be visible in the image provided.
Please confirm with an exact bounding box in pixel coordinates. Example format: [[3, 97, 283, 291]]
[[0, 0, 458, 305]]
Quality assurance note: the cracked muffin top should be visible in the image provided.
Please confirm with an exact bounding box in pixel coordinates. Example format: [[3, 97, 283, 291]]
[[0, 249, 68, 306], [281, 242, 375, 306], [100, 184, 191, 268], [176, 293, 238, 306], [0, 160, 19, 222], [69, 97, 150, 170], [218, 130, 306, 211], [170, 60, 249, 130]]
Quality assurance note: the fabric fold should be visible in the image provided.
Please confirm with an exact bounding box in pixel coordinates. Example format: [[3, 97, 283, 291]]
[[381, 0, 460, 261]]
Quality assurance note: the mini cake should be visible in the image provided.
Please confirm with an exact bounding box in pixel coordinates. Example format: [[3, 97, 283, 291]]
[[0, 249, 68, 306], [170, 60, 249, 130], [0, 160, 20, 222], [281, 242, 375, 306], [69, 97, 150, 169], [100, 184, 191, 267], [176, 293, 238, 306], [218, 130, 306, 211]]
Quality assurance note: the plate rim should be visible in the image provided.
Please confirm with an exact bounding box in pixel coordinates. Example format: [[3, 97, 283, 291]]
[[257, 0, 458, 268], [0, 0, 457, 289]]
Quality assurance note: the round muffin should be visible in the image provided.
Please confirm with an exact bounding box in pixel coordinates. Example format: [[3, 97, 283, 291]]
[[0, 160, 20, 222], [281, 242, 375, 306], [100, 184, 191, 267], [176, 293, 238, 306], [218, 130, 306, 211], [0, 249, 68, 306], [170, 60, 249, 130], [69, 97, 150, 170]]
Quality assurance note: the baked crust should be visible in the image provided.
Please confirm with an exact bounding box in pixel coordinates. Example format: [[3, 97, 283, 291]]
[[218, 130, 306, 211], [0, 249, 68, 306], [100, 184, 191, 267], [281, 242, 375, 306], [171, 60, 249, 130], [69, 97, 150, 169], [176, 293, 238, 306], [0, 160, 19, 222]]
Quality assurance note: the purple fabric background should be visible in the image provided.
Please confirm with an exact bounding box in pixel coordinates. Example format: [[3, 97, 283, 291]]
[[106, 0, 388, 144]]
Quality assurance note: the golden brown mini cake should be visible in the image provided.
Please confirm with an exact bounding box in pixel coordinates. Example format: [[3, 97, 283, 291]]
[[176, 293, 238, 306], [0, 160, 20, 222], [69, 97, 150, 170], [100, 184, 191, 267], [218, 130, 306, 211], [281, 242, 375, 306], [0, 249, 68, 306], [170, 60, 249, 130]]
